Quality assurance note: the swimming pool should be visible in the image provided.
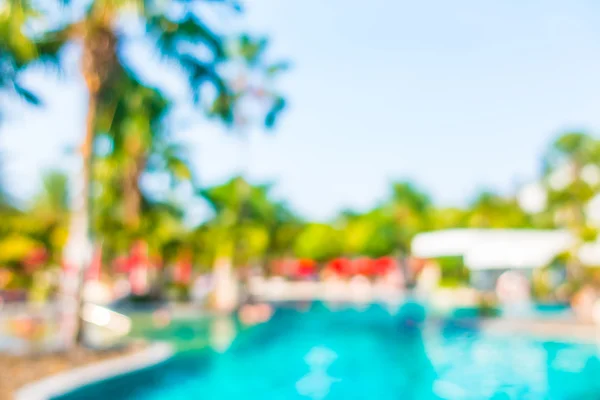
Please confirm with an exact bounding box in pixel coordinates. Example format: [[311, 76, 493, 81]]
[[56, 302, 600, 399]]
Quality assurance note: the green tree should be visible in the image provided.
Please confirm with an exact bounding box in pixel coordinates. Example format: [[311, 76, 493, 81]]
[[200, 176, 288, 268], [93, 77, 173, 230], [294, 223, 342, 262], [33, 170, 70, 215], [385, 181, 433, 252], [429, 207, 467, 230], [0, 0, 64, 115], [4, 0, 287, 340], [0, 171, 70, 292], [543, 132, 598, 177], [542, 132, 600, 281], [339, 209, 397, 258], [0, 155, 12, 211], [30, 171, 70, 266], [543, 132, 600, 234], [466, 191, 531, 229]]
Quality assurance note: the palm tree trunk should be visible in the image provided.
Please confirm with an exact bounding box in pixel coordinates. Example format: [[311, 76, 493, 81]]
[[123, 165, 140, 228], [123, 156, 145, 229], [62, 26, 108, 345], [62, 88, 96, 346], [74, 92, 97, 344]]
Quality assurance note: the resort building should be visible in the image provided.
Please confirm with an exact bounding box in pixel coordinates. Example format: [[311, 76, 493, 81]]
[[411, 229, 576, 291]]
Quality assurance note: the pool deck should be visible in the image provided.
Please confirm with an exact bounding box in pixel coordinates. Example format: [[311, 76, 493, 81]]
[[250, 279, 600, 344], [248, 277, 406, 304], [13, 342, 174, 400], [481, 316, 598, 344]]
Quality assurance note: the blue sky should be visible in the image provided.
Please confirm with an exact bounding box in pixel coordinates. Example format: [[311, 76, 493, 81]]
[[3, 0, 600, 221]]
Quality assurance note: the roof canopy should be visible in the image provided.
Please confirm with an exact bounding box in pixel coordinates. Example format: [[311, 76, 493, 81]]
[[411, 229, 485, 258], [412, 229, 574, 270]]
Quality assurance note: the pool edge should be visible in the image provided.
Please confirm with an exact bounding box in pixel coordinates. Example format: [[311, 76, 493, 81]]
[[14, 342, 175, 400]]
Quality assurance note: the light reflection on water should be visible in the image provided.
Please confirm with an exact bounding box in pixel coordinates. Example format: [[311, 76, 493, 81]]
[[209, 316, 236, 353], [296, 346, 339, 399]]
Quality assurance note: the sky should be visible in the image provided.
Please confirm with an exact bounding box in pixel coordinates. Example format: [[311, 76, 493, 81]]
[[3, 0, 600, 221]]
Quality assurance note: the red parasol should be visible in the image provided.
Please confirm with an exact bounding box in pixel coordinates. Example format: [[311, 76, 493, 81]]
[[113, 255, 129, 274], [174, 251, 193, 285], [85, 244, 103, 281], [328, 258, 352, 276], [372, 256, 396, 276], [296, 259, 316, 278], [174, 262, 192, 285], [23, 247, 48, 273], [353, 257, 375, 276]]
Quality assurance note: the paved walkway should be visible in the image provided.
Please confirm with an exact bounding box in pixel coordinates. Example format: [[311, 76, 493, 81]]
[[481, 316, 597, 343]]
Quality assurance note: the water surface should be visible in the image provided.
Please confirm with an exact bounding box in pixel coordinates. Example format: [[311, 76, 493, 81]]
[[56, 302, 600, 399]]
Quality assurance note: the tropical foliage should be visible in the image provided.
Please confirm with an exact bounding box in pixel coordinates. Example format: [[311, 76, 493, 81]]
[[3, 1, 600, 304]]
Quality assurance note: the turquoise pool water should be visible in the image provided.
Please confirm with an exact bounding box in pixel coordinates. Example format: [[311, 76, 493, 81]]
[[56, 302, 600, 399]]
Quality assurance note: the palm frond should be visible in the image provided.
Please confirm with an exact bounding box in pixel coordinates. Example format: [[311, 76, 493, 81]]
[[264, 95, 285, 129], [12, 80, 41, 105], [150, 12, 225, 61]]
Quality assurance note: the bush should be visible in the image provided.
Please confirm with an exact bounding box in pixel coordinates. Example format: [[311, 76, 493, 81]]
[[477, 296, 500, 318], [435, 256, 470, 287]]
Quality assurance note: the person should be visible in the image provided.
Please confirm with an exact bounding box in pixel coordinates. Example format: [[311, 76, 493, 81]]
[[496, 270, 533, 317], [571, 285, 597, 323], [238, 294, 273, 326], [190, 274, 212, 305], [152, 308, 172, 328]]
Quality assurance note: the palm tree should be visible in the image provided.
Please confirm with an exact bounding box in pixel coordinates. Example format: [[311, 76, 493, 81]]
[[28, 171, 71, 267], [200, 176, 280, 266], [56, 0, 240, 289], [429, 207, 467, 230], [543, 132, 600, 282], [0, 170, 69, 295], [385, 181, 432, 253], [294, 223, 342, 263], [0, 155, 12, 211], [0, 0, 66, 120], [33, 171, 70, 215], [199, 176, 298, 308], [5, 0, 286, 342], [378, 181, 433, 286], [339, 209, 397, 258], [466, 191, 530, 229], [543, 132, 599, 231], [92, 75, 173, 230]]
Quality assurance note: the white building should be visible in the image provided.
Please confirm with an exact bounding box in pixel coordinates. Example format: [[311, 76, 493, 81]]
[[411, 229, 575, 290]]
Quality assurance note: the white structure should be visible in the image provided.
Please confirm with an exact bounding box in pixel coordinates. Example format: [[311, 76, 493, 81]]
[[246, 276, 404, 304], [412, 229, 574, 269], [412, 229, 576, 291], [411, 229, 485, 258]]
